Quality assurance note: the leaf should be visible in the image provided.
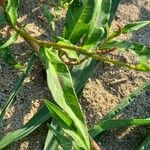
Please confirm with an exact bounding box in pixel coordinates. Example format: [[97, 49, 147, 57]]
[[103, 40, 150, 71], [43, 120, 59, 150], [44, 100, 75, 129], [42, 6, 55, 31], [57, 37, 79, 61], [48, 124, 72, 150], [0, 106, 50, 149], [5, 0, 19, 26], [0, 14, 7, 26], [83, 0, 112, 46], [122, 21, 150, 34], [0, 54, 36, 122], [40, 47, 91, 149], [89, 118, 150, 138], [71, 0, 119, 93], [72, 58, 99, 94], [108, 0, 120, 24], [0, 47, 22, 68], [139, 134, 150, 150], [103, 79, 150, 120], [0, 32, 18, 49], [89, 79, 150, 138], [44, 100, 87, 149], [0, 33, 22, 68], [63, 0, 94, 44]]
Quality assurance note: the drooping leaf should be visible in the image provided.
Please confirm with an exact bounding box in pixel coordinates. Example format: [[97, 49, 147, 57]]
[[40, 47, 91, 150], [72, 58, 99, 94], [63, 0, 94, 44], [5, 0, 20, 26], [122, 21, 150, 34], [103, 40, 150, 55], [139, 133, 150, 150], [0, 54, 36, 122], [89, 118, 150, 138]]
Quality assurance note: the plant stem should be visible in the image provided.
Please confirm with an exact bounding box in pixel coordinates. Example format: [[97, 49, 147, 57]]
[[35, 39, 136, 70], [13, 26, 39, 54], [13, 26, 137, 71]]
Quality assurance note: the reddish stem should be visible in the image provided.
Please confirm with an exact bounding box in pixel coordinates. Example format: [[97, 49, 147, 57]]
[[96, 48, 116, 54], [92, 140, 101, 150]]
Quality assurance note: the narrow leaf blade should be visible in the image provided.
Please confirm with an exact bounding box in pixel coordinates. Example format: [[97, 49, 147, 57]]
[[0, 106, 50, 149], [139, 134, 150, 150], [0, 54, 36, 122], [122, 21, 150, 34], [5, 0, 19, 26], [89, 119, 150, 138]]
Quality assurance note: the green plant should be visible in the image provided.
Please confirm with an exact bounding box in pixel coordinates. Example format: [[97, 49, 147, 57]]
[[0, 0, 150, 149]]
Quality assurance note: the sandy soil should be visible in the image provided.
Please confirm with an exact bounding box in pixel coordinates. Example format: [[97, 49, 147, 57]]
[[0, 0, 150, 150]]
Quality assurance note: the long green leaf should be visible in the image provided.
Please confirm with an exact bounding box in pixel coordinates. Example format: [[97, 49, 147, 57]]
[[0, 106, 50, 149], [139, 134, 150, 150], [5, 0, 19, 26], [63, 0, 94, 44], [103, 79, 150, 120], [122, 21, 150, 34], [40, 47, 91, 150], [0, 54, 36, 122], [89, 79, 150, 138], [89, 118, 150, 138], [72, 58, 99, 94]]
